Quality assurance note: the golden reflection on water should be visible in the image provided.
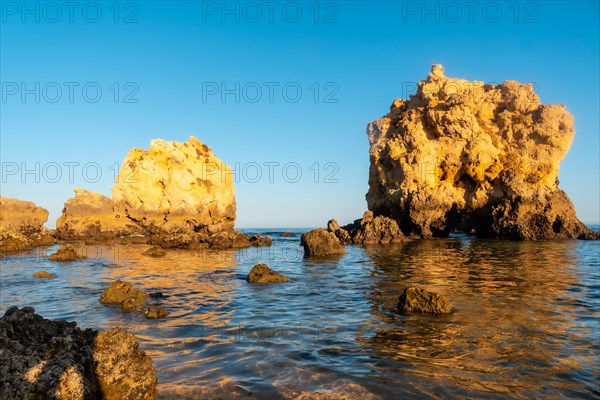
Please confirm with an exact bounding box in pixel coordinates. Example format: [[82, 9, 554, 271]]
[[359, 238, 597, 398]]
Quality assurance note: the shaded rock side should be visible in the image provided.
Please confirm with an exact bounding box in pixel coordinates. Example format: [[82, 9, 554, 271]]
[[366, 64, 597, 240], [246, 263, 290, 283], [0, 197, 54, 252], [0, 306, 156, 400], [300, 229, 345, 257], [398, 287, 452, 314]]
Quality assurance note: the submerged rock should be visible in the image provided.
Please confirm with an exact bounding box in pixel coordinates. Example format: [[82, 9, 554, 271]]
[[142, 245, 166, 257], [55, 137, 270, 248], [32, 271, 56, 279], [144, 307, 168, 319], [366, 64, 597, 240], [398, 287, 452, 314], [49, 244, 85, 261], [0, 197, 54, 252], [300, 229, 345, 257], [0, 306, 156, 400], [280, 232, 297, 237], [246, 263, 290, 283]]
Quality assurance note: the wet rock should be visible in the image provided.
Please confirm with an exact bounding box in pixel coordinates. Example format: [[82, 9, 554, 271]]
[[0, 306, 156, 400], [367, 64, 597, 240], [149, 292, 164, 299], [398, 287, 452, 314], [144, 307, 168, 320], [32, 271, 56, 279], [49, 244, 85, 261], [104, 263, 122, 269], [246, 263, 290, 284], [100, 280, 148, 305], [120, 297, 146, 312], [343, 211, 404, 244], [280, 232, 296, 237], [142, 245, 166, 257], [0, 197, 54, 252], [300, 229, 345, 257]]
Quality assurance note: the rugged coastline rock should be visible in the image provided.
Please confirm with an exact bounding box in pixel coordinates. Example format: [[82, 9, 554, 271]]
[[398, 287, 452, 314], [366, 64, 597, 240], [300, 229, 345, 257], [0, 306, 156, 399], [49, 244, 85, 261], [32, 271, 56, 279], [0, 197, 54, 252], [246, 263, 290, 283], [100, 280, 168, 318], [56, 136, 271, 248]]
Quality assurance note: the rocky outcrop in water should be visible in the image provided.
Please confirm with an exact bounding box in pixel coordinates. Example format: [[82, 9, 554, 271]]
[[398, 287, 452, 314], [301, 229, 346, 257], [0, 306, 156, 399], [330, 211, 405, 245], [246, 263, 290, 283], [100, 280, 168, 318], [56, 137, 271, 248], [0, 197, 54, 252], [366, 65, 597, 240], [32, 271, 56, 279], [49, 244, 85, 261]]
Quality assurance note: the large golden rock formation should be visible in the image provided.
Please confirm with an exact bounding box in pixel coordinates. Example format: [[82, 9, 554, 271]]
[[366, 65, 596, 240], [56, 137, 268, 247]]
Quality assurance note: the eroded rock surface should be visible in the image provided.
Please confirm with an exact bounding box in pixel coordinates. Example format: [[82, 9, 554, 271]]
[[56, 137, 271, 248], [367, 64, 597, 240], [100, 280, 167, 319], [0, 306, 156, 400], [0, 197, 54, 252], [246, 263, 290, 283], [331, 211, 405, 245], [398, 287, 452, 314], [49, 244, 85, 261], [300, 229, 345, 257]]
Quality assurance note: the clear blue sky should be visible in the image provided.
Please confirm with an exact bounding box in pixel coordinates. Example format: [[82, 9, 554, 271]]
[[1, 1, 598, 228]]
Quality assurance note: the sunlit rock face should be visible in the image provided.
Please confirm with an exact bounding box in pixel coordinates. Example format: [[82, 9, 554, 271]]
[[0, 197, 54, 252], [56, 137, 245, 246], [367, 65, 597, 240]]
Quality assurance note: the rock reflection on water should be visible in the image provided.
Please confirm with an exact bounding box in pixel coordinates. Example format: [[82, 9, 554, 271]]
[[361, 237, 599, 398], [0, 231, 598, 399]]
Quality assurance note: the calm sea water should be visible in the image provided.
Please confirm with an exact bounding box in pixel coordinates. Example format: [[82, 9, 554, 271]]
[[1, 227, 599, 399]]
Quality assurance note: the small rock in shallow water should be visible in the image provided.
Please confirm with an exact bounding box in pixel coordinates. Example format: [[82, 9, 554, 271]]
[[398, 287, 452, 314], [32, 270, 56, 279], [300, 229, 345, 257], [49, 244, 85, 261], [144, 306, 168, 319], [100, 280, 148, 305], [142, 245, 165, 257], [120, 297, 146, 312], [104, 263, 122, 268], [280, 232, 296, 237], [246, 263, 290, 284]]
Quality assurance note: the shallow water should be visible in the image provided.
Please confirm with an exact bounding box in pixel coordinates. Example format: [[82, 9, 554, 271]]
[[1, 228, 599, 399]]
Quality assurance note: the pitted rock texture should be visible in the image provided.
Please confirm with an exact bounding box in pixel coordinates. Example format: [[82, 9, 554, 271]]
[[0, 197, 54, 252], [56, 137, 270, 247], [366, 64, 597, 240], [0, 306, 156, 400]]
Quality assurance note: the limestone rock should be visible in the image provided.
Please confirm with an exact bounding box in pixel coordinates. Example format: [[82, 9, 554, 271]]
[[398, 287, 452, 314], [246, 263, 290, 283], [49, 244, 85, 261], [367, 64, 597, 240], [342, 211, 404, 244], [280, 232, 297, 237], [56, 137, 271, 248], [0, 197, 54, 252], [300, 229, 345, 257], [32, 271, 56, 279], [0, 306, 156, 400]]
